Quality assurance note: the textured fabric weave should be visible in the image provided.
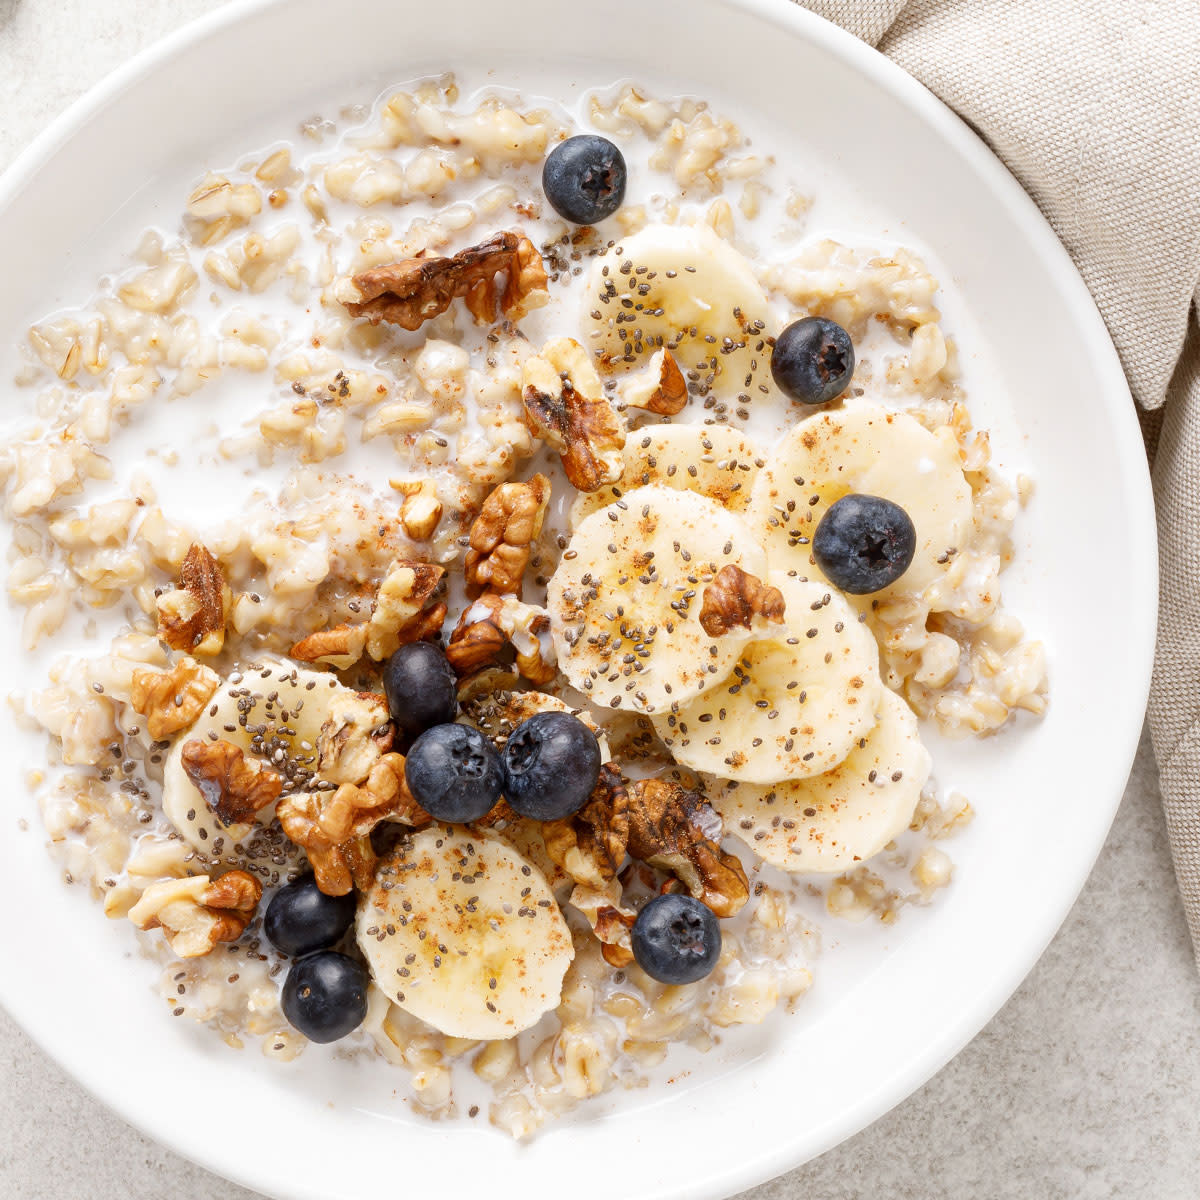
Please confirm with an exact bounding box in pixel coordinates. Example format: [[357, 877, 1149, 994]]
[[796, 0, 1200, 962]]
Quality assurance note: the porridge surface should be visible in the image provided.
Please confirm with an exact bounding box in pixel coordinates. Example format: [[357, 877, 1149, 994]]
[[0, 72, 1046, 1136]]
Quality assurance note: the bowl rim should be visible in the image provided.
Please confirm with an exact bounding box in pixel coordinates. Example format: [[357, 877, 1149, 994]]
[[0, 0, 1158, 1196]]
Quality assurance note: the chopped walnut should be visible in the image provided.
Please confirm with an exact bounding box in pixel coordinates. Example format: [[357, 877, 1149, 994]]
[[446, 593, 510, 677], [544, 765, 635, 965], [156, 543, 232, 655], [463, 476, 550, 598], [365, 560, 446, 661], [337, 231, 549, 331], [618, 348, 688, 416], [278, 752, 427, 895], [291, 561, 445, 667], [127, 870, 262, 957], [392, 479, 444, 541], [522, 338, 625, 492], [290, 623, 369, 670], [129, 657, 220, 741], [446, 592, 556, 685], [180, 739, 284, 827], [626, 778, 749, 917], [571, 877, 637, 968], [317, 690, 394, 785], [543, 763, 629, 889], [698, 564, 786, 638]]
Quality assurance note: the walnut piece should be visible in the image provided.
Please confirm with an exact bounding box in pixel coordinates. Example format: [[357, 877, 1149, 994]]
[[522, 338, 625, 492], [365, 560, 446, 661], [290, 623, 368, 670], [156, 543, 232, 655], [278, 752, 428, 895], [392, 479, 444, 541], [619, 348, 688, 416], [130, 657, 220, 741], [626, 778, 749, 917], [338, 231, 549, 331], [446, 592, 556, 685], [463, 476, 550, 598], [316, 690, 394, 785], [290, 560, 445, 667], [544, 765, 635, 966], [127, 870, 262, 957], [543, 763, 629, 890], [180, 739, 284, 827], [698, 564, 786, 638]]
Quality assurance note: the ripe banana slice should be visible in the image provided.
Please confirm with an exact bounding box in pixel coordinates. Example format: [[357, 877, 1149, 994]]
[[747, 407, 973, 596], [547, 484, 769, 715], [570, 422, 764, 529], [582, 222, 772, 394], [652, 571, 883, 783], [357, 826, 574, 1040], [161, 661, 377, 861], [711, 687, 931, 873]]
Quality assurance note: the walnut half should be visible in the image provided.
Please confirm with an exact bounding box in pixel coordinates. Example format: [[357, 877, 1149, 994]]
[[626, 778, 749, 918], [180, 739, 284, 827], [130, 657, 220, 741], [338, 231, 549, 331], [698, 564, 786, 638], [463, 476, 550, 599], [522, 338, 625, 492], [127, 870, 262, 957], [278, 752, 428, 895]]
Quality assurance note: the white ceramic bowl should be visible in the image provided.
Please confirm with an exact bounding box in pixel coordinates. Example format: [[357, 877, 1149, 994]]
[[0, 2, 1155, 1197]]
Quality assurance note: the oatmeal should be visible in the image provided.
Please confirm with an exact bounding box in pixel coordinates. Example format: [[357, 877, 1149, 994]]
[[1, 76, 1046, 1138]]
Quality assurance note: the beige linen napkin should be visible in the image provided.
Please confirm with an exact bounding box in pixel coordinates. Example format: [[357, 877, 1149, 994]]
[[796, 0, 1200, 961]]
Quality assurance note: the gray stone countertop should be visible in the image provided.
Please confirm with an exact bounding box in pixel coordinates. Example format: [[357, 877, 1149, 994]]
[[1, 2, 1196, 1197]]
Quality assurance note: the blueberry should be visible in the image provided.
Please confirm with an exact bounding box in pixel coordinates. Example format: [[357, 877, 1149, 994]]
[[501, 711, 602, 821], [812, 493, 916, 594], [281, 950, 368, 1044], [264, 872, 357, 958], [382, 641, 458, 739], [631, 893, 721, 985], [542, 135, 627, 225], [771, 317, 855, 406], [404, 722, 503, 823]]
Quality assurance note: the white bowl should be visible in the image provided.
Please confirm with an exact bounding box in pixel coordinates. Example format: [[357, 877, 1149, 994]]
[[0, 1, 1155, 1197]]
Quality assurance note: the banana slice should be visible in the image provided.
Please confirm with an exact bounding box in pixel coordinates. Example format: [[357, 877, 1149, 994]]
[[747, 407, 972, 596], [357, 826, 574, 1040], [570, 422, 764, 529], [652, 571, 883, 783], [547, 484, 769, 715], [161, 661, 380, 861], [582, 223, 771, 394], [711, 688, 931, 873]]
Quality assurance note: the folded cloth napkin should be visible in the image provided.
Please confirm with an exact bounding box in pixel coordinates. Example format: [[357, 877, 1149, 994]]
[[797, 0, 1200, 963]]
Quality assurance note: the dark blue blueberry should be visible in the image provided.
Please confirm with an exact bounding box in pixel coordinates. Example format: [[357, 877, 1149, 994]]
[[404, 722, 503, 823], [382, 641, 457, 739], [501, 711, 602, 821], [281, 951, 368, 1043], [542, 135, 627, 225], [264, 871, 357, 958], [771, 317, 855, 406], [631, 893, 721, 985], [812, 493, 916, 594]]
